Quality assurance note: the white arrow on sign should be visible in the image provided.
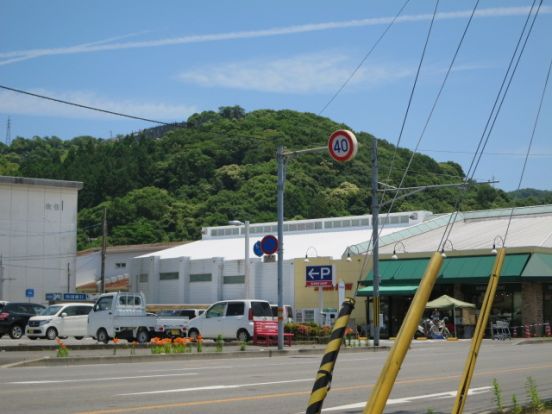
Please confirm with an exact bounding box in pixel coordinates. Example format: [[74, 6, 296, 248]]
[[307, 268, 318, 279]]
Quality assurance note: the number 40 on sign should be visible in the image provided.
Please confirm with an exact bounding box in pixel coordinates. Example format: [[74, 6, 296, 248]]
[[328, 129, 358, 162]]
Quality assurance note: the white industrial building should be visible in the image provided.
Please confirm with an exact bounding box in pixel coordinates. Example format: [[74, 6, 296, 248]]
[[76, 242, 184, 293], [129, 211, 431, 305], [0, 176, 82, 303]]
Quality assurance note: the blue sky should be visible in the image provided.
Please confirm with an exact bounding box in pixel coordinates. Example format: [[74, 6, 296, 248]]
[[1, 1, 551, 192]]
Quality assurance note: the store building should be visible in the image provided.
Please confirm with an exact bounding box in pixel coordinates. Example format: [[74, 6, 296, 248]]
[[129, 211, 430, 319], [350, 205, 552, 337]]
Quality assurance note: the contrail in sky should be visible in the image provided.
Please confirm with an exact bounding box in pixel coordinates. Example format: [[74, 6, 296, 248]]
[[0, 6, 549, 66]]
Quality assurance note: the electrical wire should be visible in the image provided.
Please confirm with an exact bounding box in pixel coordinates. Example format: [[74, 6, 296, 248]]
[[317, 0, 411, 116], [381, 0, 479, 221], [503, 56, 551, 246], [384, 0, 440, 184], [438, 0, 542, 250], [0, 84, 173, 125]]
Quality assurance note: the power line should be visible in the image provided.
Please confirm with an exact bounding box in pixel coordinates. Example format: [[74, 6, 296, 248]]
[[317, 0, 411, 116], [0, 84, 173, 125]]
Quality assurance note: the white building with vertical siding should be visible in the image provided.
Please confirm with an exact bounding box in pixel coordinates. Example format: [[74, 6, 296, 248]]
[[0, 176, 82, 303], [130, 212, 430, 305]]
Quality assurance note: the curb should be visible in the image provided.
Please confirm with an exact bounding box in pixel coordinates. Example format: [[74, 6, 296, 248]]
[[3, 345, 391, 368]]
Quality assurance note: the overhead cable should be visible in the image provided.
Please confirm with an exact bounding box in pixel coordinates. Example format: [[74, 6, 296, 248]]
[[438, 0, 542, 250], [317, 0, 411, 116], [384, 0, 440, 184], [0, 84, 173, 125]]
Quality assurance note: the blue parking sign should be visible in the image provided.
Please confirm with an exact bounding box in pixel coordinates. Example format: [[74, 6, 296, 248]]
[[305, 265, 334, 287], [25, 288, 34, 298]]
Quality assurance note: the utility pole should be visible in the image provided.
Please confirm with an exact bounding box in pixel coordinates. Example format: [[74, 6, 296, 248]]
[[371, 137, 380, 347], [67, 263, 71, 293], [100, 208, 107, 293]]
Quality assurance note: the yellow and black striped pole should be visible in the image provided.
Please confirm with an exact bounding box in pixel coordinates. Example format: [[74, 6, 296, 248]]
[[306, 297, 355, 414]]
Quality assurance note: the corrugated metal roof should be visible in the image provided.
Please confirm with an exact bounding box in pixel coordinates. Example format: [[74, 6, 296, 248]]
[[376, 205, 552, 254]]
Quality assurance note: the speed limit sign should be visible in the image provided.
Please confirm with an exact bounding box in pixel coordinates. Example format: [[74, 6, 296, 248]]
[[328, 129, 358, 162]]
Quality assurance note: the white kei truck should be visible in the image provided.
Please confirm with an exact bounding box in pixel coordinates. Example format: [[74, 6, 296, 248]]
[[87, 292, 188, 343]]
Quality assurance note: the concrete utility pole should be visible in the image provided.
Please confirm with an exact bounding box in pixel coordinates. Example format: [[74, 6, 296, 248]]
[[100, 208, 107, 293], [371, 137, 380, 347], [67, 263, 71, 293]]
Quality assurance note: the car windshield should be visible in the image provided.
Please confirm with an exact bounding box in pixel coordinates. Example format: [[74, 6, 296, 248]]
[[0, 304, 4, 312], [41, 305, 63, 316]]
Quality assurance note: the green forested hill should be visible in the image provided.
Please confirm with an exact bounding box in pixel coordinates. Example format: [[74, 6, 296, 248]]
[[0, 106, 528, 250]]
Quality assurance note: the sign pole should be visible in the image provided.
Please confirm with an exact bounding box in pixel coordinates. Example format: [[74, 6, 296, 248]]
[[276, 145, 285, 350]]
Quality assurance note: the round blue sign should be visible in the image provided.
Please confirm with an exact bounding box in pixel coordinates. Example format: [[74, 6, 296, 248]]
[[260, 235, 279, 255], [253, 241, 263, 257]]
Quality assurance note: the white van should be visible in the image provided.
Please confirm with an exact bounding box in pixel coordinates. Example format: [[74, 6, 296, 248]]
[[26, 302, 93, 340], [187, 299, 273, 341]]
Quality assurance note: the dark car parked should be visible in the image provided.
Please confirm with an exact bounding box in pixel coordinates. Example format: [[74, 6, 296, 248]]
[[0, 302, 45, 339]]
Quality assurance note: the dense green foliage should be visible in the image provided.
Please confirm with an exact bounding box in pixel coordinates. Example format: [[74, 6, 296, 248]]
[[0, 106, 535, 250]]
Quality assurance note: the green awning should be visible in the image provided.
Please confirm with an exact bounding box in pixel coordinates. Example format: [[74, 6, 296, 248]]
[[522, 253, 552, 279], [357, 285, 419, 297], [364, 254, 532, 284]]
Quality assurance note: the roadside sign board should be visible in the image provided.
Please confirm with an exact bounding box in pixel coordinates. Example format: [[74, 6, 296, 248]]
[[260, 235, 279, 255], [63, 293, 88, 301], [305, 265, 334, 287], [253, 240, 263, 257], [45, 292, 62, 301], [328, 129, 358, 162], [25, 288, 34, 298]]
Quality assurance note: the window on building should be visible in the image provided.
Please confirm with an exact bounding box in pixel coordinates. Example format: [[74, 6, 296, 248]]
[[160, 272, 179, 281], [115, 263, 126, 269], [224, 275, 245, 284], [190, 273, 212, 282]]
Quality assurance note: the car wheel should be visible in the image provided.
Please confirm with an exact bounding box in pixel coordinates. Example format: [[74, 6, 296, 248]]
[[188, 328, 199, 340], [136, 329, 150, 344], [96, 328, 109, 344], [46, 327, 58, 340], [74, 336, 84, 340], [9, 324, 24, 340], [237, 329, 250, 342]]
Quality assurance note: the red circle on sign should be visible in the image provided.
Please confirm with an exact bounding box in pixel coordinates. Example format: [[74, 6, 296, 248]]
[[328, 129, 358, 162], [260, 235, 278, 255]]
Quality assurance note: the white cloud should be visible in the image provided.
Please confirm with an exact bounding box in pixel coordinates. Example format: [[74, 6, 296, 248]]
[[0, 6, 549, 66], [0, 89, 196, 121], [177, 53, 413, 93]]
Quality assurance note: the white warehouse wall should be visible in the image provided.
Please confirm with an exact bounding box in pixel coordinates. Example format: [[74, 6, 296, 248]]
[[0, 176, 82, 303]]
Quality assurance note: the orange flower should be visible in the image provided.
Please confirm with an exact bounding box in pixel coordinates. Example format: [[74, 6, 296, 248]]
[[174, 337, 191, 345], [150, 337, 161, 344], [112, 338, 121, 344]]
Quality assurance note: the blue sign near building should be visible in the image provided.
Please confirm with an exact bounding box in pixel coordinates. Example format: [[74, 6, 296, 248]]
[[46, 292, 62, 301], [25, 288, 34, 298], [305, 265, 334, 287], [63, 293, 88, 301]]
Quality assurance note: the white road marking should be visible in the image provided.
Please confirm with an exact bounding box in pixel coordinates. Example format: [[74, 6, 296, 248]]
[[116, 378, 313, 396], [9, 372, 197, 384], [321, 386, 492, 412]]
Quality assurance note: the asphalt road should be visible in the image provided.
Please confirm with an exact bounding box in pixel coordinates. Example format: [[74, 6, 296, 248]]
[[1, 339, 551, 414]]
